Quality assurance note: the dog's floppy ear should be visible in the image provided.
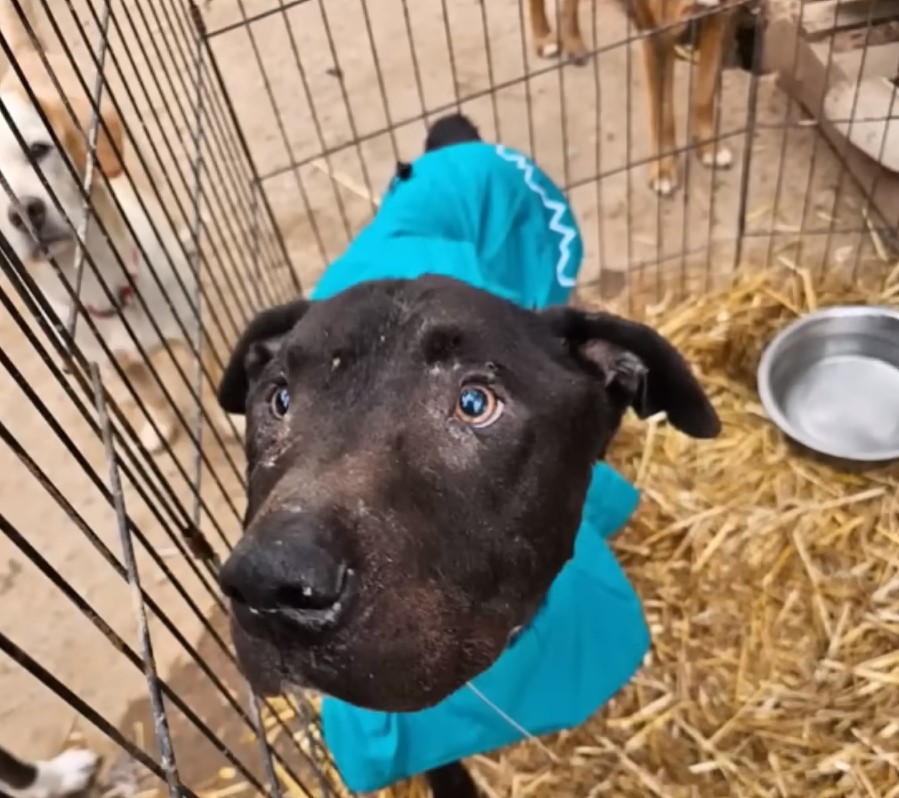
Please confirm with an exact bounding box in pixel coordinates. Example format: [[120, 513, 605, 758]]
[[218, 299, 309, 415], [92, 102, 124, 179], [542, 306, 721, 439], [42, 92, 124, 179]]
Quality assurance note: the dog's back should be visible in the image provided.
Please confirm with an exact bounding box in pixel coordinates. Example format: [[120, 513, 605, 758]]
[[313, 118, 583, 309]]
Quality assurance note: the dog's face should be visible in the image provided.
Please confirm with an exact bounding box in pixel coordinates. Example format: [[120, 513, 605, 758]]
[[0, 56, 123, 266], [0, 94, 81, 262], [217, 276, 720, 711]]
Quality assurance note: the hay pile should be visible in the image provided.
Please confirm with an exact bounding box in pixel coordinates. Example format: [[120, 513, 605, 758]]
[[265, 267, 899, 798]]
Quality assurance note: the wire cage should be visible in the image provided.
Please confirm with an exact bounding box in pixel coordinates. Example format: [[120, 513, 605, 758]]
[[0, 0, 897, 796]]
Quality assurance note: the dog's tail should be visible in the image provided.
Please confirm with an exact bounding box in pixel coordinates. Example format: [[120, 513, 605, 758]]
[[1, 0, 42, 55], [424, 113, 482, 153]]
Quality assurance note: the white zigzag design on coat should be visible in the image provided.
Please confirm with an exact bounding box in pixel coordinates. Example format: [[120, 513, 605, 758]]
[[494, 144, 578, 288]]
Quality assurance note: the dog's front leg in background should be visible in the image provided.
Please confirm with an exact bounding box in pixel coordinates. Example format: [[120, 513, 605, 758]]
[[693, 10, 735, 170], [559, 0, 588, 64], [528, 0, 559, 58], [527, 0, 587, 63], [638, 23, 678, 195]]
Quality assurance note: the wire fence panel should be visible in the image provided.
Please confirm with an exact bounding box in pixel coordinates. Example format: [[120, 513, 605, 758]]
[[1, 0, 897, 795], [0, 0, 327, 793]]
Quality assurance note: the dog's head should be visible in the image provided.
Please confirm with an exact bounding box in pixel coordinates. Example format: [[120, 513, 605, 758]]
[[0, 52, 123, 266], [217, 276, 720, 711]]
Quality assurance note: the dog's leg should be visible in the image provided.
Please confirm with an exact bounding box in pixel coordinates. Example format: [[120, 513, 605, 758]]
[[113, 354, 178, 454], [692, 10, 734, 170], [528, 0, 559, 58], [640, 33, 679, 195], [559, 0, 588, 64], [151, 337, 245, 449], [119, 337, 225, 455], [134, 373, 180, 455], [425, 762, 479, 798], [0, 747, 98, 798]]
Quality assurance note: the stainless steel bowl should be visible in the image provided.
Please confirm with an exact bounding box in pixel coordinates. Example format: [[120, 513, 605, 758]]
[[757, 305, 899, 462]]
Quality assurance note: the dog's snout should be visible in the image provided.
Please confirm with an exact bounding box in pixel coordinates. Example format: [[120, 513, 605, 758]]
[[220, 515, 350, 629], [8, 196, 46, 233]]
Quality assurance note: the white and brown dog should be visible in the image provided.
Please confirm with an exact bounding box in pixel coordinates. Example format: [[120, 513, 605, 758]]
[[0, 744, 98, 798], [0, 0, 236, 451]]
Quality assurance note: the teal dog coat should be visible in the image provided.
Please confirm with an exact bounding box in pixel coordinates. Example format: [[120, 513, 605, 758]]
[[311, 142, 650, 793]]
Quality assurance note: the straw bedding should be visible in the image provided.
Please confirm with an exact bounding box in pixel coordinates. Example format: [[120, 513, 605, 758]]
[[256, 266, 899, 798]]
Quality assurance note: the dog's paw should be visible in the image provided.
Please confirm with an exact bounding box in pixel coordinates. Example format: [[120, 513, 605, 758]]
[[534, 37, 560, 58], [700, 145, 733, 169], [33, 749, 99, 798], [139, 416, 176, 454], [650, 174, 679, 196], [650, 157, 679, 196], [561, 36, 589, 65]]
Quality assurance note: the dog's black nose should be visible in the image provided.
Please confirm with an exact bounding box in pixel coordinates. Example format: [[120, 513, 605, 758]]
[[8, 196, 46, 232], [219, 515, 350, 629]]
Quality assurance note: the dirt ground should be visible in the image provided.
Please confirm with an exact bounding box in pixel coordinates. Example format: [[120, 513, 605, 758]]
[[0, 0, 884, 794]]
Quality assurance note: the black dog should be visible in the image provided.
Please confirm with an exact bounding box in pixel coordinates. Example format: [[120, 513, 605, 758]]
[[216, 115, 719, 796]]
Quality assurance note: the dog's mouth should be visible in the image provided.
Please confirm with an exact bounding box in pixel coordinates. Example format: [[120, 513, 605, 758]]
[[230, 564, 356, 637], [227, 565, 361, 699], [225, 560, 527, 709], [30, 232, 74, 260]]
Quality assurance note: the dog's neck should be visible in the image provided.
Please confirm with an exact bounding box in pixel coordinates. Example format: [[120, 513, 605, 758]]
[[78, 231, 140, 319]]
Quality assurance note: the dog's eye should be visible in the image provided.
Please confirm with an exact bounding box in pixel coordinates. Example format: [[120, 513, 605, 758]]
[[455, 385, 503, 428], [270, 386, 290, 418], [27, 141, 51, 161]]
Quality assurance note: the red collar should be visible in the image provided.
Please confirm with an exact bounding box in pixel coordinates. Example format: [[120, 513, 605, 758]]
[[85, 248, 139, 319]]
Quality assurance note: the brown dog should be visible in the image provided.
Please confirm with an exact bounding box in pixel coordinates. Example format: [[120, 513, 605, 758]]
[[526, 0, 742, 195], [630, 0, 740, 195]]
